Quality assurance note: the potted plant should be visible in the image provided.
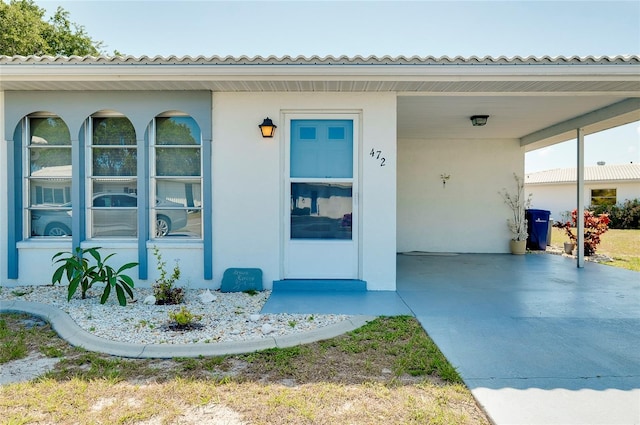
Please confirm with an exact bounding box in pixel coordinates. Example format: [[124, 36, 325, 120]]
[[553, 209, 610, 256], [499, 173, 532, 255], [556, 211, 576, 254]]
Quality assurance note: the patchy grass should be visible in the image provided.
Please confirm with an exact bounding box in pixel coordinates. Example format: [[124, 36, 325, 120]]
[[0, 313, 68, 364], [549, 228, 640, 271], [0, 314, 489, 425]]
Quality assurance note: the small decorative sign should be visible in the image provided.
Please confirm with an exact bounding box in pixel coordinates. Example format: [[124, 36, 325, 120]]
[[221, 268, 263, 293]]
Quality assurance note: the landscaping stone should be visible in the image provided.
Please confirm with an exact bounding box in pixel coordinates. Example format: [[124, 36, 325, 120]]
[[0, 286, 351, 345], [198, 290, 217, 303]]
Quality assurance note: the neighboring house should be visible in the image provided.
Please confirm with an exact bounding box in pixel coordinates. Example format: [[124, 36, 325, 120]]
[[1, 55, 639, 290], [525, 164, 640, 221]]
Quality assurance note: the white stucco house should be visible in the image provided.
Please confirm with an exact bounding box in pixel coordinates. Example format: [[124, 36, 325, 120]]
[[1, 55, 639, 290], [525, 163, 640, 221]]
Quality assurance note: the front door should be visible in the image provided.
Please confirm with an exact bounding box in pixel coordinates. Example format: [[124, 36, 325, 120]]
[[284, 117, 358, 279]]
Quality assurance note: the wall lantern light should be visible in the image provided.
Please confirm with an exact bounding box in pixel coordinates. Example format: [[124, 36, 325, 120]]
[[259, 117, 277, 138], [470, 115, 489, 127]]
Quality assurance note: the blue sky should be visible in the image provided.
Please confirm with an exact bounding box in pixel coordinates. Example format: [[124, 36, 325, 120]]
[[35, 0, 640, 172]]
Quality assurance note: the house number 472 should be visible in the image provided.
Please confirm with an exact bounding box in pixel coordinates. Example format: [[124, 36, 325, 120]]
[[369, 149, 386, 166]]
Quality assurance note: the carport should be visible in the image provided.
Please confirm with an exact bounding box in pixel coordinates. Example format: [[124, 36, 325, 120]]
[[396, 253, 640, 424], [394, 57, 639, 266]]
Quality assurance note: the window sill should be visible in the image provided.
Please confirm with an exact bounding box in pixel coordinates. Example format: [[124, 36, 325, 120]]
[[147, 240, 203, 250], [81, 240, 138, 249], [17, 239, 73, 249]]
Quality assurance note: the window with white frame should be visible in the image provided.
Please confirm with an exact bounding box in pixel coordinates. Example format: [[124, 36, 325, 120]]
[[27, 116, 72, 237], [89, 116, 138, 237], [152, 116, 202, 238]]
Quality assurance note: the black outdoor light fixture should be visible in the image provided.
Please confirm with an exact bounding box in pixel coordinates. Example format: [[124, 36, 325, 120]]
[[259, 117, 277, 138], [470, 115, 490, 127]]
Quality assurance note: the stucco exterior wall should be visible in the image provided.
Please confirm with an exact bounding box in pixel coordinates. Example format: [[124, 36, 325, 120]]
[[213, 92, 397, 290], [1, 91, 396, 290], [527, 181, 640, 221], [397, 137, 524, 253]]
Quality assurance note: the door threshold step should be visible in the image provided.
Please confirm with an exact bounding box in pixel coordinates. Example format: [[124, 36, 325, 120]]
[[272, 279, 367, 292]]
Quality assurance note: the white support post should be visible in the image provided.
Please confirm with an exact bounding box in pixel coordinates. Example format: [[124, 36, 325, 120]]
[[576, 128, 585, 268]]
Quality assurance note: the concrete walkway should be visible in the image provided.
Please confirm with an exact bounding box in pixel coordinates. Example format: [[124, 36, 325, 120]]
[[396, 253, 640, 425]]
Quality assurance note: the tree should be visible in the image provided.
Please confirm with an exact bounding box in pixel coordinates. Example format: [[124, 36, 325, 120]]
[[0, 0, 103, 56]]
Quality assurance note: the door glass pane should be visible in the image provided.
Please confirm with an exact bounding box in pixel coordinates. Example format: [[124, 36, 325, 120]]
[[290, 183, 352, 240]]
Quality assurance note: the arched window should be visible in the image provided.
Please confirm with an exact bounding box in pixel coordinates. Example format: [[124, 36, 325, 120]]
[[89, 115, 137, 237], [27, 115, 72, 237], [151, 115, 202, 238]]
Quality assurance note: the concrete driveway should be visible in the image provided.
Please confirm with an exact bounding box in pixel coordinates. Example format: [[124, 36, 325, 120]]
[[396, 253, 640, 425]]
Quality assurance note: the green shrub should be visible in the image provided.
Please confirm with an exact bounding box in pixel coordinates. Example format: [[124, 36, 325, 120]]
[[52, 247, 137, 306], [168, 306, 202, 327], [590, 199, 640, 229], [151, 246, 184, 305]]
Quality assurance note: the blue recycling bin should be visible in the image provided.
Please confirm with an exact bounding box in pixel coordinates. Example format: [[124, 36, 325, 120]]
[[526, 209, 551, 250]]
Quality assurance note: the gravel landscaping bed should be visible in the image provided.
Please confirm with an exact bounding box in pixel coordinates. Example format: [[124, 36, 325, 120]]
[[1, 286, 351, 345]]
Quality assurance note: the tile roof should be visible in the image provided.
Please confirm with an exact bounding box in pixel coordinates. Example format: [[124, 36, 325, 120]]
[[525, 164, 640, 184], [1, 54, 638, 65]]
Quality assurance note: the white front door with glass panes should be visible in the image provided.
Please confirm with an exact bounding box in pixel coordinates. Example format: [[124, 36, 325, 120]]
[[284, 117, 358, 279]]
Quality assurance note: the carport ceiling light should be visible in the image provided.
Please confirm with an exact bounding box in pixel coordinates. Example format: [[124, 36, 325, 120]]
[[470, 115, 489, 126]]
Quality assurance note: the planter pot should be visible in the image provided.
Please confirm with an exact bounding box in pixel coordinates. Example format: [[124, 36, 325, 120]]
[[564, 242, 576, 255], [509, 240, 527, 255]]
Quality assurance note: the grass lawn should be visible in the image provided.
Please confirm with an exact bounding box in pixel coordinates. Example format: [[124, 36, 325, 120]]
[[0, 313, 489, 425], [549, 227, 640, 271]]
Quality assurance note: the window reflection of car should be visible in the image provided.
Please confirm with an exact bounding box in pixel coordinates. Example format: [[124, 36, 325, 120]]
[[31, 193, 187, 237]]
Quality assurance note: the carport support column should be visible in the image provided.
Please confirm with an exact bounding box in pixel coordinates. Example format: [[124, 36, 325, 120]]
[[576, 128, 585, 268]]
